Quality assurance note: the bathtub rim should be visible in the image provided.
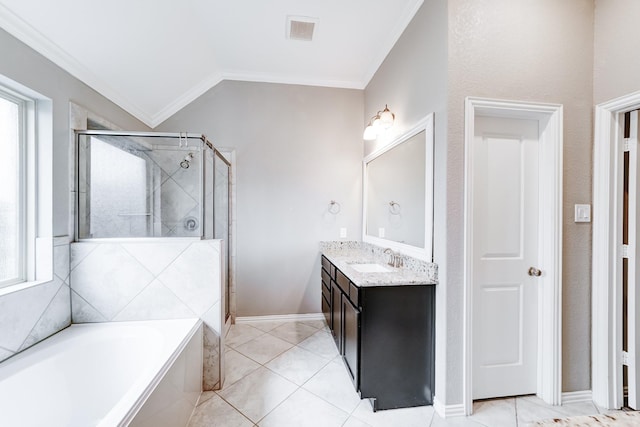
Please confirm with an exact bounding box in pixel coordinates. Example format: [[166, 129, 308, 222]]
[[114, 318, 203, 427]]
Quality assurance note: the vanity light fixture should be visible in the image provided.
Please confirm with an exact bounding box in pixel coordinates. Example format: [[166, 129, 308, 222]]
[[363, 105, 395, 140]]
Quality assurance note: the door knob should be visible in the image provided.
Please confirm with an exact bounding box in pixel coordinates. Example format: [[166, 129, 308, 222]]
[[528, 267, 542, 277]]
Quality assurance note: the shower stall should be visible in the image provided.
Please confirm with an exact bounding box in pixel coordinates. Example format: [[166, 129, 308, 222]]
[[72, 129, 233, 391], [75, 130, 233, 321]]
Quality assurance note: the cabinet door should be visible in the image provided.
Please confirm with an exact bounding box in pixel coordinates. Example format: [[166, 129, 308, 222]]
[[322, 294, 331, 328], [331, 281, 342, 352], [342, 296, 360, 388]]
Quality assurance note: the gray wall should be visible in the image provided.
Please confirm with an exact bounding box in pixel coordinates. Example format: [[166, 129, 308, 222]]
[[594, 0, 640, 104], [447, 0, 594, 398], [363, 0, 450, 403], [365, 0, 595, 404], [157, 81, 363, 316], [0, 28, 148, 361], [0, 28, 150, 237]]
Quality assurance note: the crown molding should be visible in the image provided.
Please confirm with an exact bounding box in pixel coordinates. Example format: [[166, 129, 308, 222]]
[[0, 3, 154, 127], [361, 0, 424, 87], [150, 69, 364, 128], [0, 1, 420, 129], [149, 72, 225, 128], [221, 70, 364, 91]]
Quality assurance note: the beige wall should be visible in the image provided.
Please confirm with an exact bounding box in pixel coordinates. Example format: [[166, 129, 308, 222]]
[[594, 0, 640, 104], [157, 81, 364, 316], [448, 0, 594, 397]]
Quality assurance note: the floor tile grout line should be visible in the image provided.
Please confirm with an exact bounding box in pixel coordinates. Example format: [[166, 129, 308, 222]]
[[254, 384, 301, 425], [298, 370, 360, 419], [427, 408, 435, 427], [213, 390, 262, 426], [232, 333, 295, 365], [223, 321, 358, 426], [221, 320, 442, 427]]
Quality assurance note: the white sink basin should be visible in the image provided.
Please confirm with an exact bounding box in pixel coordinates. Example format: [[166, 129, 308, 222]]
[[349, 263, 392, 273]]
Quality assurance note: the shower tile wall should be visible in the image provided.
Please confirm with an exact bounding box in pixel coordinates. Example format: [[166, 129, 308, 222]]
[[0, 237, 72, 363], [79, 141, 204, 239], [69, 239, 223, 390]]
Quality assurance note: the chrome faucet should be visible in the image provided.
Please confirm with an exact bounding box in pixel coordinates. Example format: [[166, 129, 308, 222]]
[[383, 248, 403, 268]]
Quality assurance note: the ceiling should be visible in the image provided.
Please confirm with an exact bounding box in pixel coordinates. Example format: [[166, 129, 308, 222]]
[[0, 0, 423, 128]]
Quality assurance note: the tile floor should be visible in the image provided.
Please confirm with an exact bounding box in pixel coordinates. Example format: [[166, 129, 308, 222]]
[[187, 320, 622, 427]]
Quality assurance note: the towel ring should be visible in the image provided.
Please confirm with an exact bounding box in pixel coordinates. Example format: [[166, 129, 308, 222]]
[[328, 200, 341, 215], [389, 201, 401, 215]]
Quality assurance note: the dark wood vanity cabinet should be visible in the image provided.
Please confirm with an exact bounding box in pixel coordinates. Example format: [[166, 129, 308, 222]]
[[320, 255, 435, 411]]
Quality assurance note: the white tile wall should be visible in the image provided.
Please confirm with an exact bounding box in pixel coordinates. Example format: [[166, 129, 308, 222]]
[[69, 239, 223, 390], [0, 237, 72, 363]]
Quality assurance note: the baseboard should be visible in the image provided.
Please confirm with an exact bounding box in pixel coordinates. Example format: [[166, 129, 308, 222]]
[[433, 397, 466, 418], [235, 313, 325, 323], [562, 390, 592, 405]]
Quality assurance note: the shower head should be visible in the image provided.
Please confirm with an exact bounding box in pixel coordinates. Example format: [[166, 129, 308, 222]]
[[180, 152, 194, 169]]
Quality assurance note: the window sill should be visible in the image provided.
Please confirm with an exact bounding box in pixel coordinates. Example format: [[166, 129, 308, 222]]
[[0, 278, 55, 298]]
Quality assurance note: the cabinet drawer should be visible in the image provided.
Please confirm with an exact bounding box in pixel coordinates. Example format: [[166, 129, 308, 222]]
[[349, 282, 360, 306], [322, 282, 331, 302], [321, 256, 331, 273], [321, 269, 330, 288], [336, 269, 350, 293], [321, 294, 331, 328]]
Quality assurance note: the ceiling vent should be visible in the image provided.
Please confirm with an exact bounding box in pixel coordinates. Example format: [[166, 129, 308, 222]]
[[286, 16, 318, 41]]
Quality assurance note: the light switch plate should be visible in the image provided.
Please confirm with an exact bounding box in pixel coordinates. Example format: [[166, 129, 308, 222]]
[[339, 227, 347, 238], [575, 204, 591, 223]]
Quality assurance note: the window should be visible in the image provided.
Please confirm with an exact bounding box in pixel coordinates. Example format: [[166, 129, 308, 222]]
[[0, 76, 52, 292], [0, 90, 25, 286]]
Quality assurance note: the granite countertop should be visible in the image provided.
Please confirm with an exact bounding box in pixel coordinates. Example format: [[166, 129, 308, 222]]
[[322, 248, 437, 287]]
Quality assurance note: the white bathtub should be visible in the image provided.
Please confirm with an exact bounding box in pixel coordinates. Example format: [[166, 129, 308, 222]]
[[0, 318, 203, 427]]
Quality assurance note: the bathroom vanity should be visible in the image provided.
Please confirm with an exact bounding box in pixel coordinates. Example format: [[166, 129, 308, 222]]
[[320, 252, 436, 411]]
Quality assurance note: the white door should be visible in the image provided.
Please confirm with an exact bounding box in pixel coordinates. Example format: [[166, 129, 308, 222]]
[[472, 115, 540, 399]]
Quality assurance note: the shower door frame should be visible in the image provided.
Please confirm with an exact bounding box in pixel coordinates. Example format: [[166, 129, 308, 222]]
[[74, 130, 213, 241]]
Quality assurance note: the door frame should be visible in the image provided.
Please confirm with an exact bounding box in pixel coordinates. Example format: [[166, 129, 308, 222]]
[[592, 90, 640, 409], [463, 97, 563, 415]]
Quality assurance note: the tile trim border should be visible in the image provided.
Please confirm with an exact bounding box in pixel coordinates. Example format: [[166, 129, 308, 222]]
[[433, 397, 465, 418], [561, 390, 593, 405], [236, 313, 324, 324]]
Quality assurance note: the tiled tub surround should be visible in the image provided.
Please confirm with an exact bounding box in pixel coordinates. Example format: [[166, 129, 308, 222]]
[[0, 236, 71, 363], [0, 318, 202, 427], [320, 241, 438, 285], [70, 239, 224, 390]]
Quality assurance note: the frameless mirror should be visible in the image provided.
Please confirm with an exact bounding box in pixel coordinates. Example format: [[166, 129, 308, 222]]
[[363, 114, 434, 261]]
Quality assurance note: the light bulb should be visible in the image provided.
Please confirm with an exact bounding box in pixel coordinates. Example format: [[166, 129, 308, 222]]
[[379, 105, 395, 129], [363, 125, 377, 140], [372, 116, 381, 130]]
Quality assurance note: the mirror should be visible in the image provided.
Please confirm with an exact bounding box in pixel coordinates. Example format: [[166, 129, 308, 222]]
[[363, 114, 434, 261]]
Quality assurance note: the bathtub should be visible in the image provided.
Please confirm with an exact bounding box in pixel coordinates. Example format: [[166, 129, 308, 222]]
[[0, 318, 203, 427]]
